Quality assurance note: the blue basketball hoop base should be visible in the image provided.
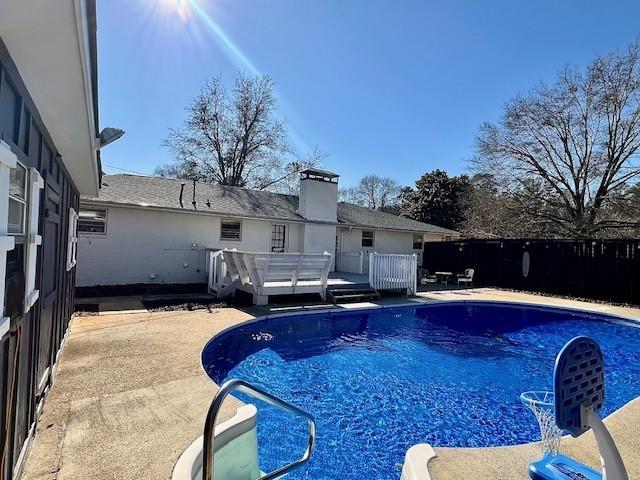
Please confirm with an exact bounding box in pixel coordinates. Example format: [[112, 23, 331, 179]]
[[529, 453, 600, 480]]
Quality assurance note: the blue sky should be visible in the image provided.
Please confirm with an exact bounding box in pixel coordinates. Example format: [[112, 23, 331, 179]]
[[98, 0, 640, 188]]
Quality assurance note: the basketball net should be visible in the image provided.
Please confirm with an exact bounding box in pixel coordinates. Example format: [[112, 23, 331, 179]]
[[520, 391, 562, 455]]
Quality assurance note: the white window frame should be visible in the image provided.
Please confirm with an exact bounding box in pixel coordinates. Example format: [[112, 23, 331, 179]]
[[361, 230, 375, 248], [413, 233, 424, 250], [66, 208, 79, 271], [270, 223, 288, 253], [24, 167, 43, 312], [77, 207, 107, 235], [0, 141, 17, 337], [8, 159, 27, 235], [220, 219, 242, 242]]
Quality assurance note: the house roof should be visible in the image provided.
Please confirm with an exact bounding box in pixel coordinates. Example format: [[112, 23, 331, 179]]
[[336, 202, 457, 235], [81, 174, 458, 235]]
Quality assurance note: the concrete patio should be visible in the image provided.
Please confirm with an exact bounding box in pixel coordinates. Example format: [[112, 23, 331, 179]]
[[22, 289, 640, 480]]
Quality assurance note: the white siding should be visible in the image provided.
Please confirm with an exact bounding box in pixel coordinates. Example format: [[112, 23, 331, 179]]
[[337, 228, 454, 269], [302, 223, 337, 270], [76, 203, 453, 287], [338, 227, 418, 255], [76, 205, 304, 287]]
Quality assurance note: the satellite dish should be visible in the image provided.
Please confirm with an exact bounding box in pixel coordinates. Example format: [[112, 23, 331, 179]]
[[99, 127, 125, 148]]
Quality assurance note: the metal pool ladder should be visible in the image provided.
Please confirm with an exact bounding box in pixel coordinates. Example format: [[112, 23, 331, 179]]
[[202, 378, 316, 480]]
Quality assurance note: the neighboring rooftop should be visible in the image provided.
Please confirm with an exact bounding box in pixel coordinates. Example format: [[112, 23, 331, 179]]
[[81, 174, 458, 235]]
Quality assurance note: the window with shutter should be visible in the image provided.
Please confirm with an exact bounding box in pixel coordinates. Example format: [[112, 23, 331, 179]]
[[0, 141, 17, 337], [66, 208, 79, 271], [24, 168, 44, 312]]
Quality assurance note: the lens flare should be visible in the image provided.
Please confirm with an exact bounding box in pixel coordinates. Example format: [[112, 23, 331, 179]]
[[175, 0, 190, 21], [160, 0, 191, 22], [149, 0, 311, 153]]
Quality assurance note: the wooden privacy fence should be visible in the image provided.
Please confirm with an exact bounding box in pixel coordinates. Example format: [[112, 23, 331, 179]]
[[423, 239, 640, 305], [369, 253, 418, 295]]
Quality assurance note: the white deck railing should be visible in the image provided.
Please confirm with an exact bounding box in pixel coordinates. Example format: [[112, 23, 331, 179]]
[[222, 250, 333, 305], [208, 250, 232, 296], [335, 252, 365, 274], [211, 249, 417, 301], [368, 253, 418, 295]]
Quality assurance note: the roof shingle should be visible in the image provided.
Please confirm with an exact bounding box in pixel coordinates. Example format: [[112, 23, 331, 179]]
[[81, 174, 458, 235]]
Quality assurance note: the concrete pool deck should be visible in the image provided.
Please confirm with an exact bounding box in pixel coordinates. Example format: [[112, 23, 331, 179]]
[[21, 289, 640, 480]]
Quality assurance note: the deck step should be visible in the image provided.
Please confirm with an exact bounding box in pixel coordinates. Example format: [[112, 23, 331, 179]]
[[328, 288, 375, 294], [326, 286, 381, 304]]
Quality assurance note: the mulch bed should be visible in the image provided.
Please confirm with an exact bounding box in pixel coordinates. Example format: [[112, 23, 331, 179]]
[[494, 288, 638, 309], [142, 298, 231, 312]]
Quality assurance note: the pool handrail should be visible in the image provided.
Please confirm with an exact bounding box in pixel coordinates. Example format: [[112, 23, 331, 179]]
[[202, 378, 316, 480]]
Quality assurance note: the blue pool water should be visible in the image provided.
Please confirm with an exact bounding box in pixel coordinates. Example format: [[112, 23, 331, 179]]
[[201, 302, 640, 479]]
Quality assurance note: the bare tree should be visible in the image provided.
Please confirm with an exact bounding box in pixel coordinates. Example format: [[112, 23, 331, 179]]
[[158, 74, 319, 192], [459, 174, 562, 238], [260, 148, 328, 195], [475, 41, 640, 237], [339, 175, 401, 211]]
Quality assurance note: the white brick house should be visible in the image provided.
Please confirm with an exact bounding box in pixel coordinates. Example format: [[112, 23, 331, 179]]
[[76, 169, 458, 288]]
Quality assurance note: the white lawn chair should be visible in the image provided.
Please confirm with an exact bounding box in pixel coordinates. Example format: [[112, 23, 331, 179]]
[[457, 268, 474, 287], [421, 270, 438, 290]]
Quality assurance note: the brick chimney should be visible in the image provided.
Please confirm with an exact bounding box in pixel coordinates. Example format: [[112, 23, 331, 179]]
[[297, 168, 339, 222]]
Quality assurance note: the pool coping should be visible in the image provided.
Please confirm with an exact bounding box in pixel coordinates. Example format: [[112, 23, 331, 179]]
[[416, 290, 640, 324]]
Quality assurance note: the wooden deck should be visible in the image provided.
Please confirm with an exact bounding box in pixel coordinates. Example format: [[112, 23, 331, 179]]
[[327, 271, 370, 286]]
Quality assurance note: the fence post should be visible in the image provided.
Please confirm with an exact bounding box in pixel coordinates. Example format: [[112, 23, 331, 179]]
[[216, 253, 224, 292], [208, 251, 214, 293], [412, 254, 417, 295], [368, 253, 374, 287]]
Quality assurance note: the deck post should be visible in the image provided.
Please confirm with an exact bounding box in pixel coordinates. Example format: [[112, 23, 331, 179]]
[[253, 294, 269, 305]]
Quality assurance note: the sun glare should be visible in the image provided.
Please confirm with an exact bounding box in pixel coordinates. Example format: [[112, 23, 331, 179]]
[[142, 0, 310, 152], [160, 0, 192, 22]]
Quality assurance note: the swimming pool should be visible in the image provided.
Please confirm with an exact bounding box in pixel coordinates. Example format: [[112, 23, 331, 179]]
[[201, 302, 640, 480]]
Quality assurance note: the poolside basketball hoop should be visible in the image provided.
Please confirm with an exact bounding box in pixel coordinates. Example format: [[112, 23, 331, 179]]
[[522, 337, 629, 480], [520, 391, 562, 456]]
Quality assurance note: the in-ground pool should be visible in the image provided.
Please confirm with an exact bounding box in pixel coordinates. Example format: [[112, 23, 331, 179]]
[[201, 302, 640, 479]]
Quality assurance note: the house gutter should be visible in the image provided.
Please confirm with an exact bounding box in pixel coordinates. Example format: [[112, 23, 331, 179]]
[[73, 0, 101, 193], [78, 199, 331, 226]]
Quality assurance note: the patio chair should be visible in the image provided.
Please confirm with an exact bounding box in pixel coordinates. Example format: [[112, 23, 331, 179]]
[[457, 268, 474, 287], [421, 270, 438, 289]]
